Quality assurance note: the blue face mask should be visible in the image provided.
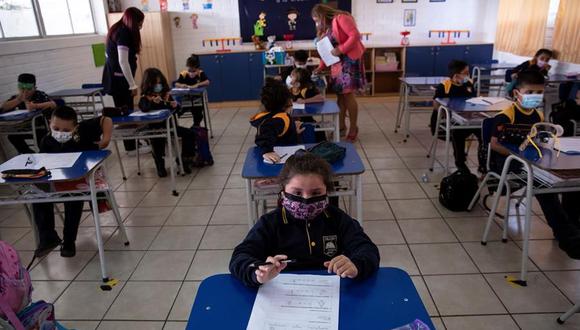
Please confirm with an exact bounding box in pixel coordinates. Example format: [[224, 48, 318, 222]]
[[153, 83, 163, 93], [518, 92, 544, 109], [462, 76, 470, 84]]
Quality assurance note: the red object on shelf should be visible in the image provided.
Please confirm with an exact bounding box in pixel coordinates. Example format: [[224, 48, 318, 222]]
[[400, 30, 410, 46]]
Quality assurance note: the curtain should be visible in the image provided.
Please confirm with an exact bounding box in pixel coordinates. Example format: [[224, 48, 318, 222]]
[[495, 0, 550, 57], [552, 0, 580, 63]]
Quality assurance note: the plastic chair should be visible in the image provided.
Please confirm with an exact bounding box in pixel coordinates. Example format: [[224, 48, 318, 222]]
[[467, 117, 525, 243], [557, 302, 580, 324]]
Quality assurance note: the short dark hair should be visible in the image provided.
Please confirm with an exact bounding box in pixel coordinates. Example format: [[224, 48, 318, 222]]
[[293, 50, 308, 63], [261, 77, 292, 113], [279, 152, 334, 191], [534, 48, 553, 58], [516, 70, 545, 88], [18, 73, 36, 85], [51, 106, 78, 125], [448, 60, 469, 77], [186, 54, 200, 68], [141, 67, 170, 95]]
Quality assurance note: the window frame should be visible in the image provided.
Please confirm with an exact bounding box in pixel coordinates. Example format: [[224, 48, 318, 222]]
[[0, 0, 98, 41]]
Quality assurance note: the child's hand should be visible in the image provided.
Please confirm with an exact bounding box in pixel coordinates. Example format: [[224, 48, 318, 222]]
[[331, 48, 342, 57], [295, 99, 305, 104], [24, 101, 36, 110], [324, 255, 358, 279], [263, 152, 281, 163], [96, 140, 109, 149], [153, 96, 162, 103], [255, 255, 288, 284], [296, 121, 305, 134], [131, 88, 138, 97]]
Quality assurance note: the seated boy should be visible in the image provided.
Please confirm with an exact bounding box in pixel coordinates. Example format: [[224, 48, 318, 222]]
[[1, 73, 56, 154], [33, 106, 112, 258], [490, 70, 580, 259], [175, 54, 210, 127], [432, 60, 483, 172]]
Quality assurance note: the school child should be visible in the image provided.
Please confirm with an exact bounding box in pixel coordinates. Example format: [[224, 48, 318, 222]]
[[431, 60, 483, 172], [490, 70, 580, 259], [175, 54, 210, 127], [506, 49, 553, 96], [229, 152, 380, 287], [139, 68, 196, 177], [250, 78, 304, 164], [289, 68, 325, 104], [32, 106, 113, 258], [0, 73, 57, 154], [282, 50, 310, 87]]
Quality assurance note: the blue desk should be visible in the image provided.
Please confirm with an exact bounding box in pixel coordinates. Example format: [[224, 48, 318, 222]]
[[0, 151, 129, 282], [292, 101, 340, 142], [49, 88, 104, 118], [548, 74, 580, 84], [429, 97, 512, 173], [241, 142, 364, 227], [483, 141, 580, 286], [111, 110, 184, 196], [186, 268, 434, 330], [170, 87, 213, 138], [0, 109, 46, 157], [396, 76, 447, 142]]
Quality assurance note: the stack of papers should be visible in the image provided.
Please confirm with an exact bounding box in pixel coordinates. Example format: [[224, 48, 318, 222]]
[[0, 110, 29, 118], [0, 153, 81, 170], [263, 145, 305, 164], [129, 110, 167, 117], [555, 137, 580, 154], [316, 36, 340, 66], [466, 97, 507, 105], [247, 274, 340, 330], [292, 102, 305, 110]]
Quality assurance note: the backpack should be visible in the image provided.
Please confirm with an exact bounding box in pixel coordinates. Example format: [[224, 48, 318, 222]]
[[191, 126, 214, 167], [307, 142, 346, 164], [439, 169, 479, 212], [15, 301, 59, 330], [0, 241, 32, 330]]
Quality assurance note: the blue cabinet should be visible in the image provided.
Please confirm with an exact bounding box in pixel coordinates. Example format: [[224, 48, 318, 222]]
[[199, 52, 265, 102], [405, 44, 494, 77]]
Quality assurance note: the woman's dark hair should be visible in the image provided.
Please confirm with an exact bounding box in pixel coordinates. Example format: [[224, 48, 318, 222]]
[[186, 54, 200, 68], [448, 60, 469, 77], [534, 48, 553, 58], [51, 106, 78, 126], [141, 68, 170, 95], [107, 7, 145, 53], [291, 68, 315, 89], [261, 77, 292, 113], [516, 70, 545, 88], [293, 50, 309, 63], [279, 152, 334, 191]]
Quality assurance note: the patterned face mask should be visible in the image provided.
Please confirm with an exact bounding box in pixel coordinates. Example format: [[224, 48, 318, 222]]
[[282, 192, 328, 221]]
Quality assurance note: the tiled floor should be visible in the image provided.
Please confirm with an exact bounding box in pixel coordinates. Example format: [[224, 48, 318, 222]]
[[1, 97, 580, 329]]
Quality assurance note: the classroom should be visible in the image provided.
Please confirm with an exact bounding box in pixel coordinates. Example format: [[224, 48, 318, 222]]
[[0, 0, 580, 329]]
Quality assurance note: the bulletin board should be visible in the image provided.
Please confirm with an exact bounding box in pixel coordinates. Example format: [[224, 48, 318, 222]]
[[238, 0, 352, 42]]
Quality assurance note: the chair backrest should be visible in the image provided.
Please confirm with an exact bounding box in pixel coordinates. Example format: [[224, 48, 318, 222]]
[[54, 99, 65, 108], [81, 83, 103, 89], [481, 117, 496, 146]]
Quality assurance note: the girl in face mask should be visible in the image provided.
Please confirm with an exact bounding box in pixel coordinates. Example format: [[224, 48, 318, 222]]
[[139, 67, 196, 177], [506, 48, 553, 97], [230, 152, 379, 287], [289, 68, 325, 104]]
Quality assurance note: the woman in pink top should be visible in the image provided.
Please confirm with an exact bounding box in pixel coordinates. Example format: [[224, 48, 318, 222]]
[[312, 4, 366, 142]]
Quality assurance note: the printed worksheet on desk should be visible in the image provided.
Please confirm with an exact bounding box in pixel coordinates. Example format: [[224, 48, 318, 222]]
[[246, 274, 340, 330]]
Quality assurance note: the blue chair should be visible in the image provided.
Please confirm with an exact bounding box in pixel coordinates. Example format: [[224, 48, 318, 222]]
[[467, 117, 525, 244]]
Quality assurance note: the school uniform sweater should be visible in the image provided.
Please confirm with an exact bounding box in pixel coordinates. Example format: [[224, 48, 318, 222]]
[[430, 79, 477, 134], [176, 70, 209, 86], [250, 111, 298, 154], [229, 205, 380, 287]]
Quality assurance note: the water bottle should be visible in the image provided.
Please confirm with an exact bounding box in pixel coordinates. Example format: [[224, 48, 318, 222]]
[[420, 173, 429, 183]]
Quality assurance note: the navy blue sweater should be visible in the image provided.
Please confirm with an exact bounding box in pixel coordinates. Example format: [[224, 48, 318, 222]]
[[229, 205, 380, 287]]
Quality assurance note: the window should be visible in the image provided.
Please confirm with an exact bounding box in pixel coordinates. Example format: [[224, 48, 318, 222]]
[[0, 0, 95, 39]]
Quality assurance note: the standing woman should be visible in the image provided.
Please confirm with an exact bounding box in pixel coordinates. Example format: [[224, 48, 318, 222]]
[[311, 4, 365, 142], [102, 7, 145, 152]]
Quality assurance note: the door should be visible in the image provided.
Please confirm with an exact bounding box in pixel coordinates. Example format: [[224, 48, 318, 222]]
[[248, 52, 265, 100], [220, 53, 251, 101], [405, 46, 435, 76], [199, 54, 223, 102], [433, 46, 465, 76]]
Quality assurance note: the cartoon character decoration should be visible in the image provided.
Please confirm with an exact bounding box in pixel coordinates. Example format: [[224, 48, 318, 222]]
[[182, 0, 189, 11], [252, 11, 267, 50], [264, 51, 276, 65], [159, 0, 167, 12], [140, 0, 149, 12], [287, 8, 298, 31], [173, 16, 181, 28], [400, 30, 410, 46], [266, 35, 276, 50], [191, 13, 199, 29]]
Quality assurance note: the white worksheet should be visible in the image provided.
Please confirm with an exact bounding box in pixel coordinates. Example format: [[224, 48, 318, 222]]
[[555, 137, 580, 154], [292, 102, 306, 110], [1, 153, 81, 170], [263, 145, 306, 164], [466, 97, 507, 105], [129, 110, 167, 117], [0, 110, 29, 118], [246, 274, 340, 330], [316, 37, 340, 66]]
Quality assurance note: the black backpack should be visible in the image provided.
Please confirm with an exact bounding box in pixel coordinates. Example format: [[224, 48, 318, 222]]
[[439, 169, 479, 211], [307, 142, 346, 164]]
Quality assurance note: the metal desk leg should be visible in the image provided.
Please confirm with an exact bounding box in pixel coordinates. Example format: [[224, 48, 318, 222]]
[[403, 85, 411, 142], [171, 115, 185, 175], [356, 174, 363, 225], [203, 90, 214, 138], [519, 161, 534, 286], [245, 178, 256, 229], [88, 171, 109, 282], [334, 113, 340, 142], [136, 139, 141, 176], [113, 141, 127, 180], [166, 118, 179, 196], [443, 107, 451, 174], [395, 83, 405, 132], [106, 189, 129, 246], [427, 106, 443, 171]]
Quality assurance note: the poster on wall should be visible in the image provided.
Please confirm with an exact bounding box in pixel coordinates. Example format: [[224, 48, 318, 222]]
[[238, 0, 352, 43]]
